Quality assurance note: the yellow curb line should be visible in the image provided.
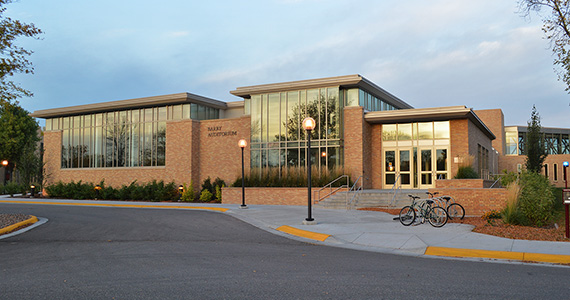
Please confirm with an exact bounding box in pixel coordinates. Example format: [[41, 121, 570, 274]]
[[0, 200, 229, 212], [425, 246, 570, 264], [276, 225, 330, 242], [0, 215, 38, 235]]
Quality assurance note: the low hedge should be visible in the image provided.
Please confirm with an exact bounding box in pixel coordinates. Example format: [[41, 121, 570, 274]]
[[45, 180, 179, 201]]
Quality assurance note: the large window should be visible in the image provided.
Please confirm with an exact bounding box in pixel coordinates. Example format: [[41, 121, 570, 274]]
[[250, 87, 342, 171], [47, 103, 219, 169], [505, 129, 570, 155]]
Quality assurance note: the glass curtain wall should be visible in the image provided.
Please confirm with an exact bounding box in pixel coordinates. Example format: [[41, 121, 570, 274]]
[[345, 88, 397, 111], [250, 87, 342, 172], [48, 103, 219, 169], [505, 130, 570, 155]]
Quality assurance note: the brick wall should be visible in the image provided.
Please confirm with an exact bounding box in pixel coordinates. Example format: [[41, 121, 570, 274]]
[[198, 116, 251, 188], [450, 119, 469, 177], [474, 109, 505, 155], [42, 116, 251, 193], [429, 187, 508, 216], [344, 106, 366, 186], [222, 187, 319, 206], [370, 124, 383, 189], [436, 179, 495, 189]]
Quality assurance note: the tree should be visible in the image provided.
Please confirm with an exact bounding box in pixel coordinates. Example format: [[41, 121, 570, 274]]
[[0, 0, 42, 104], [525, 105, 547, 173], [0, 102, 40, 180], [519, 0, 570, 92]]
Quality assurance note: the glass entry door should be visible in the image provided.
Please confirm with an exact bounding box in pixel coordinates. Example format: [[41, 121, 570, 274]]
[[383, 149, 413, 189], [418, 147, 449, 189]]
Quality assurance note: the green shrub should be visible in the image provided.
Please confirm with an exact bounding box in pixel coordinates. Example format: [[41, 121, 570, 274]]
[[199, 189, 213, 202], [499, 170, 519, 187], [231, 167, 350, 188], [518, 171, 555, 227], [44, 180, 178, 201], [454, 166, 479, 179], [215, 185, 222, 203], [181, 181, 195, 202], [201, 177, 213, 195], [4, 182, 22, 196], [0, 183, 4, 195]]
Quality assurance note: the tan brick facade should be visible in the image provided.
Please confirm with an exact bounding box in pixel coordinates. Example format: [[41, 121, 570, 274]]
[[222, 187, 319, 206], [43, 116, 251, 194], [429, 187, 508, 216]]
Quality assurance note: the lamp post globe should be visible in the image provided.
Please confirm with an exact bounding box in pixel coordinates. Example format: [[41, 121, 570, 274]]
[[238, 139, 248, 209], [302, 117, 316, 224], [1, 160, 8, 167]]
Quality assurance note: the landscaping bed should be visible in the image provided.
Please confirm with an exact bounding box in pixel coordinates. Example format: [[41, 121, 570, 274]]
[[360, 207, 569, 242]]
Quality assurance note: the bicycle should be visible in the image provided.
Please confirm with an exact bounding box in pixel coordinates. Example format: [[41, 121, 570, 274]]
[[399, 195, 448, 227], [426, 192, 465, 220]]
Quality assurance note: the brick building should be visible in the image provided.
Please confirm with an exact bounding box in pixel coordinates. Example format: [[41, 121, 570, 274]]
[[30, 74, 569, 196]]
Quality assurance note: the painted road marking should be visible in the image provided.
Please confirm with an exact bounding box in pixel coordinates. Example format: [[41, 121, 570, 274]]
[[0, 200, 229, 212], [276, 225, 330, 242], [425, 246, 570, 264]]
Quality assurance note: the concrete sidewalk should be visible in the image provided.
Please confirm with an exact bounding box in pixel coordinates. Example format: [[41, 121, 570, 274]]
[[1, 196, 570, 265]]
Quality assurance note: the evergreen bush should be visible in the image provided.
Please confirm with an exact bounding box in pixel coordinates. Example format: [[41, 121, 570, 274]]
[[518, 171, 555, 227], [199, 189, 213, 202]]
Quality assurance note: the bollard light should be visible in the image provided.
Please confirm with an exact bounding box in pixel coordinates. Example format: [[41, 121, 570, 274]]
[[94, 184, 102, 200], [30, 185, 36, 198], [302, 117, 316, 224], [178, 185, 184, 201], [238, 139, 248, 209]]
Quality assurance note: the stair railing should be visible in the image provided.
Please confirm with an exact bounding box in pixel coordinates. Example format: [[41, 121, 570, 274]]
[[389, 174, 401, 207], [315, 174, 349, 204], [346, 175, 363, 210]]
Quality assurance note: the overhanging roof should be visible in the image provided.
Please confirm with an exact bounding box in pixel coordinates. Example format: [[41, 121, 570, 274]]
[[230, 74, 414, 109], [30, 92, 227, 119], [365, 106, 496, 140]]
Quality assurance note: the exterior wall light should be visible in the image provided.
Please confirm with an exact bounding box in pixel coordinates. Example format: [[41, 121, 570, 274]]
[[302, 117, 316, 225], [238, 139, 248, 209]]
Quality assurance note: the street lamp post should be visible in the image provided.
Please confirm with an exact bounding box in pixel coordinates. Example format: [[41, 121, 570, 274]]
[[238, 139, 248, 209], [302, 117, 316, 225], [562, 161, 568, 189]]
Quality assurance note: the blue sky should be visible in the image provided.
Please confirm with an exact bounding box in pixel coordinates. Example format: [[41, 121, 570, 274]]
[[6, 0, 569, 127]]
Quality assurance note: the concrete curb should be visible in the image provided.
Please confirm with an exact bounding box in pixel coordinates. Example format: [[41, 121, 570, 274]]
[[0, 215, 38, 235], [425, 246, 570, 264]]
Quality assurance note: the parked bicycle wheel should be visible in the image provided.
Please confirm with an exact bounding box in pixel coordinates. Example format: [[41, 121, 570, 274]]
[[399, 206, 416, 226], [447, 203, 465, 220], [426, 206, 448, 227]]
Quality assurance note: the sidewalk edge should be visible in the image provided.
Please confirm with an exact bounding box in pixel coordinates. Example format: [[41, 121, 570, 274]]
[[425, 246, 570, 264]]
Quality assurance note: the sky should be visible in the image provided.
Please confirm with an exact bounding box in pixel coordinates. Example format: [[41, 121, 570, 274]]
[[5, 0, 570, 128]]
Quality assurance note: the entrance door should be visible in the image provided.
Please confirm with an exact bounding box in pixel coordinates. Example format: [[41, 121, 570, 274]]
[[383, 149, 413, 189], [418, 147, 449, 189], [418, 148, 433, 189]]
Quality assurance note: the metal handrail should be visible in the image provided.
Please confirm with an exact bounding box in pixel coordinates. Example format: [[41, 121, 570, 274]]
[[315, 175, 349, 204], [346, 175, 363, 210], [389, 174, 401, 206]]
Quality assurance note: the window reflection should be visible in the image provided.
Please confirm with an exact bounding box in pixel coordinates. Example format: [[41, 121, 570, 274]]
[[58, 102, 219, 168]]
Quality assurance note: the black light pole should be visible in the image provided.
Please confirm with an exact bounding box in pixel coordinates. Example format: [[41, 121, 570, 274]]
[[238, 139, 248, 209], [562, 161, 568, 189], [302, 117, 316, 224]]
